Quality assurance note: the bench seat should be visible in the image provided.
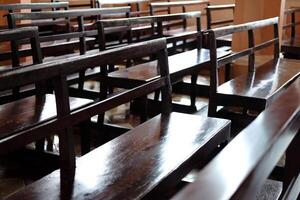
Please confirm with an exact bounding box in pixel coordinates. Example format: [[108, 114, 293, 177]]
[[0, 94, 93, 140], [217, 58, 300, 110], [6, 112, 230, 200], [281, 37, 300, 58], [107, 47, 231, 88]]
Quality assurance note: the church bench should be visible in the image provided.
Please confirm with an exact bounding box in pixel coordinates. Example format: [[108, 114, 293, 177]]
[[5, 112, 231, 200], [5, 7, 130, 90], [0, 38, 171, 171], [0, 27, 43, 102], [0, 2, 69, 13], [206, 4, 235, 47], [97, 12, 203, 54], [98, 11, 226, 111], [282, 7, 300, 59], [150, 0, 210, 32], [53, 0, 95, 9], [6, 7, 130, 57], [106, 46, 230, 112], [207, 17, 300, 118], [171, 77, 300, 200], [96, 0, 150, 17], [0, 2, 69, 30]]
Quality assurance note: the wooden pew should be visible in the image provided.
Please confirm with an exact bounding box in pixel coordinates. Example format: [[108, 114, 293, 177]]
[[282, 7, 300, 59], [5, 7, 130, 91], [207, 17, 300, 118], [171, 77, 300, 200], [98, 11, 231, 111], [0, 38, 170, 173], [3, 40, 232, 200], [0, 2, 69, 30], [0, 27, 43, 103], [54, 0, 96, 9], [96, 0, 150, 17], [0, 27, 42, 70], [206, 4, 235, 47], [0, 2, 69, 13], [150, 0, 209, 32], [98, 12, 203, 54]]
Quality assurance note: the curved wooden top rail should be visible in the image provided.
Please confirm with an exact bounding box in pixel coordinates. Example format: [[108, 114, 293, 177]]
[[207, 4, 235, 11], [97, 0, 149, 5], [99, 11, 201, 27], [8, 7, 131, 20], [0, 2, 69, 10], [0, 38, 167, 91], [150, 0, 210, 8], [172, 77, 300, 200], [0, 27, 39, 42], [210, 17, 279, 38], [284, 7, 300, 15]]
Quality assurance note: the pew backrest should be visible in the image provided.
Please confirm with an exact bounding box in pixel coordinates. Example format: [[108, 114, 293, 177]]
[[171, 77, 300, 200], [283, 7, 300, 40], [150, 0, 209, 29], [5, 7, 130, 58], [96, 0, 149, 17], [206, 4, 235, 29], [208, 17, 280, 94], [97, 11, 202, 50], [0, 27, 42, 68], [0, 38, 172, 153], [0, 2, 69, 13]]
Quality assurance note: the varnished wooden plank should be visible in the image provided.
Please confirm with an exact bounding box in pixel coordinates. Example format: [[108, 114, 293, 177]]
[[107, 47, 231, 86], [172, 77, 300, 200], [0, 94, 92, 140], [6, 112, 230, 200], [0, 2, 69, 11], [0, 39, 167, 91], [217, 58, 300, 101]]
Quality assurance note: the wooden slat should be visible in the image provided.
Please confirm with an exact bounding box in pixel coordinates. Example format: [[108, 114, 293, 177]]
[[172, 78, 300, 200]]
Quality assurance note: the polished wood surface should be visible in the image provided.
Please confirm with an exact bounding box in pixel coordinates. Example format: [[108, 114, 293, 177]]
[[282, 7, 300, 58], [0, 94, 92, 140], [0, 2, 69, 12], [217, 58, 300, 108], [108, 47, 230, 85], [6, 112, 231, 200], [208, 17, 287, 116], [172, 77, 300, 200], [206, 4, 235, 47]]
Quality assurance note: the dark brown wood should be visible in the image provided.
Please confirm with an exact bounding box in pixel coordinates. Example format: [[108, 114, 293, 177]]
[[207, 17, 298, 117], [206, 4, 235, 47], [98, 11, 202, 51], [6, 112, 231, 200], [6, 7, 130, 57], [150, 0, 209, 33], [0, 2, 69, 12], [0, 38, 169, 154], [171, 77, 300, 200], [97, 12, 225, 109], [282, 7, 300, 58]]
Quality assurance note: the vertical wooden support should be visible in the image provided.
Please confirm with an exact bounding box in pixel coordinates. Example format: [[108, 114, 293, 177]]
[[231, 0, 286, 76]]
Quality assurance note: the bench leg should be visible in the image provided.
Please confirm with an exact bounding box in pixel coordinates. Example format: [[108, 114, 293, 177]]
[[139, 96, 148, 123], [154, 90, 160, 101], [225, 63, 231, 82], [282, 131, 300, 195], [190, 74, 198, 108], [80, 120, 91, 155], [35, 139, 45, 152], [59, 128, 76, 179], [78, 70, 85, 90]]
